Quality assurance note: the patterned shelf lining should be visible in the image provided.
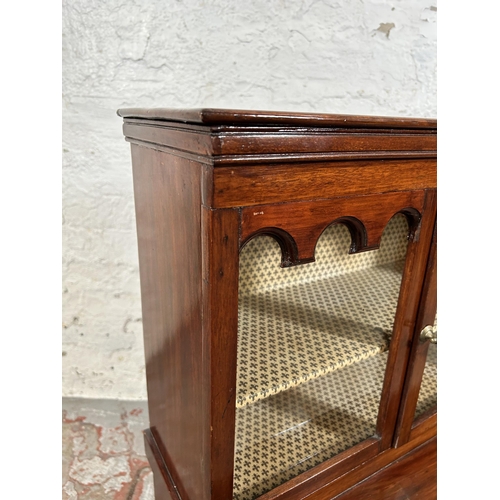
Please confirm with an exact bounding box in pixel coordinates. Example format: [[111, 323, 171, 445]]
[[234, 352, 387, 500], [233, 349, 438, 500], [237, 215, 409, 408], [237, 261, 404, 407], [233, 215, 437, 499]]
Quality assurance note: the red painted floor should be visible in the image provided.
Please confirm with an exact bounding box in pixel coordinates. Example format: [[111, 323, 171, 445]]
[[62, 398, 153, 499]]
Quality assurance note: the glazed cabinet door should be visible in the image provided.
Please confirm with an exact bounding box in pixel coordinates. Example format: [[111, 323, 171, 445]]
[[119, 108, 437, 500], [394, 222, 437, 447], [231, 190, 437, 500]]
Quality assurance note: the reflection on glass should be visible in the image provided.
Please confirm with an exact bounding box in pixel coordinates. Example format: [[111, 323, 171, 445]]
[[234, 216, 410, 500], [415, 317, 437, 419]]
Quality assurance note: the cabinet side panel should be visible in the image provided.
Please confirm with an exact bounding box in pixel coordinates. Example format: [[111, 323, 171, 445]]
[[130, 145, 209, 500]]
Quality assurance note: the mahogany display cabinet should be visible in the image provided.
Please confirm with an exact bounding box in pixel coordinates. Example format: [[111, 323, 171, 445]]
[[118, 108, 437, 500]]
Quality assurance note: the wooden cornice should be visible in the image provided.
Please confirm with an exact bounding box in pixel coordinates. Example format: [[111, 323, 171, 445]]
[[119, 108, 437, 166]]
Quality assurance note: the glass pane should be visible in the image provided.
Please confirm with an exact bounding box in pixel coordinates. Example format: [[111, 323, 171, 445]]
[[415, 316, 437, 419], [234, 215, 410, 500]]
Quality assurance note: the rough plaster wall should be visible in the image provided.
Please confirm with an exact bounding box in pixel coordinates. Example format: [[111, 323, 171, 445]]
[[62, 0, 437, 400]]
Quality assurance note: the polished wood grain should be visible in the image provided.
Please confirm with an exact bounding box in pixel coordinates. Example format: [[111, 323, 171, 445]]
[[143, 428, 177, 500], [394, 223, 437, 447], [302, 436, 437, 500], [125, 136, 437, 169], [118, 107, 436, 129], [123, 122, 213, 158], [410, 411, 437, 444], [131, 145, 210, 499], [240, 190, 424, 265], [201, 207, 240, 499], [376, 189, 437, 449], [216, 131, 436, 156], [123, 120, 435, 162], [261, 424, 436, 500], [120, 108, 436, 173], [331, 438, 437, 500], [212, 159, 436, 208]]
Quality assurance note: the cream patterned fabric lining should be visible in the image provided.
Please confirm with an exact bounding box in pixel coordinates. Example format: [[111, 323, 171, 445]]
[[234, 215, 414, 499], [239, 215, 409, 293], [234, 352, 388, 500], [237, 216, 409, 408], [237, 261, 403, 407], [233, 349, 438, 500]]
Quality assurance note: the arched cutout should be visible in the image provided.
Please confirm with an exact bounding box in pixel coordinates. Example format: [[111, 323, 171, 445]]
[[396, 207, 422, 242], [374, 212, 413, 268], [316, 216, 368, 256], [240, 227, 300, 267], [239, 191, 426, 266]]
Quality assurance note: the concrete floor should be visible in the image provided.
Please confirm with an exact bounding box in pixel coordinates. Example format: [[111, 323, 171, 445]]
[[62, 398, 154, 499]]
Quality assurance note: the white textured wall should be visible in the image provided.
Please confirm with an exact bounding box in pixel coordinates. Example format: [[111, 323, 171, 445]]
[[62, 0, 437, 399]]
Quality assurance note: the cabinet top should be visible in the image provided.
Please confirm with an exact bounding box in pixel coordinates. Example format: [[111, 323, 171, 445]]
[[117, 107, 436, 130]]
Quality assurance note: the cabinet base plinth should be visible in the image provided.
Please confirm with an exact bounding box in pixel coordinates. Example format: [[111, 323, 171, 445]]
[[143, 428, 180, 500]]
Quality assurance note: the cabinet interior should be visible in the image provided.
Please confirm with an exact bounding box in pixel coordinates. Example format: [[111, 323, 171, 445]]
[[234, 215, 434, 500]]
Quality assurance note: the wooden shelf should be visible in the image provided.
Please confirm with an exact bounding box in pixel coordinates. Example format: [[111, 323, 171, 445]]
[[234, 343, 438, 499], [234, 352, 388, 500], [236, 260, 405, 408]]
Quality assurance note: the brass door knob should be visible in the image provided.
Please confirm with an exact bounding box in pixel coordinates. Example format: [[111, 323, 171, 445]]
[[420, 325, 437, 344]]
